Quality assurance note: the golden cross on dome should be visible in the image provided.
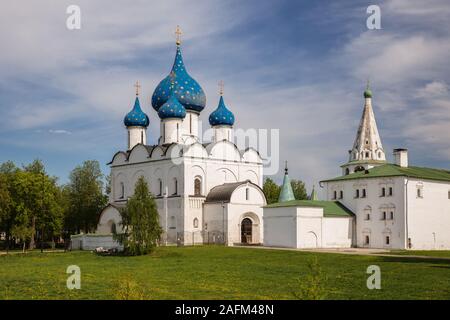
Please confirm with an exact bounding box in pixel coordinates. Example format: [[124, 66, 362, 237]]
[[218, 80, 224, 96], [366, 78, 370, 90], [175, 25, 182, 45], [134, 81, 141, 96]]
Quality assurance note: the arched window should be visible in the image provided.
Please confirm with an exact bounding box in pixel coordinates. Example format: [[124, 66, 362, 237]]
[[120, 182, 125, 199], [364, 206, 372, 220], [354, 166, 365, 173], [365, 235, 370, 245], [173, 178, 178, 195], [333, 191, 337, 200], [157, 179, 162, 196], [194, 178, 202, 196], [193, 218, 199, 228], [245, 188, 249, 200], [141, 131, 144, 144], [345, 168, 350, 175], [111, 222, 116, 234]]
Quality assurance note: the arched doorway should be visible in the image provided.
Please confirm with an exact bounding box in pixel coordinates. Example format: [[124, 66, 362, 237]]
[[241, 218, 252, 243], [305, 231, 318, 248]]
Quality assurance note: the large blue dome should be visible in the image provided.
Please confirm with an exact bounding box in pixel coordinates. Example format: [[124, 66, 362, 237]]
[[124, 97, 149, 127], [209, 95, 235, 126], [158, 92, 186, 120], [152, 45, 206, 113]]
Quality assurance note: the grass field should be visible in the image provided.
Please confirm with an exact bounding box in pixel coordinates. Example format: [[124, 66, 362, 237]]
[[1, 246, 450, 300]]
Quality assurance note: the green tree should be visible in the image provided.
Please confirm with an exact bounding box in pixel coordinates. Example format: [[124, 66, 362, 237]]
[[263, 178, 281, 204], [10, 160, 63, 249], [0, 162, 19, 250], [115, 176, 162, 255], [0, 174, 13, 248], [290, 179, 308, 200], [11, 224, 34, 253], [65, 160, 107, 234]]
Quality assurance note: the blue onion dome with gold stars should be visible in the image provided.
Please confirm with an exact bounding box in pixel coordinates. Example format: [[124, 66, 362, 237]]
[[124, 90, 149, 127], [151, 30, 206, 113], [157, 87, 187, 120], [209, 95, 235, 127]]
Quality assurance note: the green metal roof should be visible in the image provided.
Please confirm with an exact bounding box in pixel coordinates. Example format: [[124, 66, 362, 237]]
[[340, 159, 387, 167], [264, 200, 354, 217], [278, 171, 295, 202], [322, 164, 450, 183]]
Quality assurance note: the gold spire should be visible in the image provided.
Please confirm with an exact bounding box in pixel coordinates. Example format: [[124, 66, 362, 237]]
[[134, 80, 141, 96], [175, 25, 182, 46], [218, 80, 224, 96]]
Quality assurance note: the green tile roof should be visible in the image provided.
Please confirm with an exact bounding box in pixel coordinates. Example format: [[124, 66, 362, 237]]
[[322, 164, 450, 183], [264, 200, 354, 217]]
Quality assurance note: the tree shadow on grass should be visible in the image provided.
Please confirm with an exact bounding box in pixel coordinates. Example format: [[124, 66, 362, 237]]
[[377, 255, 450, 267]]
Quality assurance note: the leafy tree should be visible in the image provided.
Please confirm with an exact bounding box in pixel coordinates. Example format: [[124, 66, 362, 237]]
[[0, 160, 64, 250], [115, 176, 162, 255], [263, 178, 281, 204], [11, 223, 33, 253], [0, 174, 13, 247], [0, 162, 19, 250], [64, 160, 107, 234], [290, 179, 308, 200], [10, 160, 63, 249]]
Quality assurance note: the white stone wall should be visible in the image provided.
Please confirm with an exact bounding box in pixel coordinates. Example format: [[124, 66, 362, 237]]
[[127, 127, 147, 150], [71, 234, 123, 251], [406, 178, 450, 250], [323, 177, 406, 249], [263, 206, 353, 249], [263, 207, 297, 248], [105, 138, 263, 246], [203, 184, 265, 245]]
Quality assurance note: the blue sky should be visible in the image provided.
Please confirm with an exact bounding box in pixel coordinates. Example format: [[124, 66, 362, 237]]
[[0, 0, 449, 193]]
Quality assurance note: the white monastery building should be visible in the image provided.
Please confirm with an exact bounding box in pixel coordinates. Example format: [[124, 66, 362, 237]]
[[264, 86, 450, 250]]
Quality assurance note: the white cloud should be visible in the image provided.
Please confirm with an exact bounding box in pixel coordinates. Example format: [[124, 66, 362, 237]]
[[415, 81, 449, 99]]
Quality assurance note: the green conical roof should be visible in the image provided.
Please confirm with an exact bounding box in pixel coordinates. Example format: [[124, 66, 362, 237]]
[[278, 162, 295, 202]]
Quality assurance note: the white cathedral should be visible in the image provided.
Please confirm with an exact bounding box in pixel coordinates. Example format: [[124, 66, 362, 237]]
[[72, 30, 450, 251], [93, 33, 266, 247]]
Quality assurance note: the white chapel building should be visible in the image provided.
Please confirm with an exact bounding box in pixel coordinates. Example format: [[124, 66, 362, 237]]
[[93, 34, 266, 247], [264, 86, 450, 250]]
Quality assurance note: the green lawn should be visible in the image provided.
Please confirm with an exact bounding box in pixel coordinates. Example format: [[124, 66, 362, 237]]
[[1, 246, 450, 300]]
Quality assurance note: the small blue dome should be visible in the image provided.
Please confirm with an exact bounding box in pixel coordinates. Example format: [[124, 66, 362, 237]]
[[152, 46, 206, 113], [158, 92, 186, 120], [124, 97, 149, 127], [209, 96, 235, 126]]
